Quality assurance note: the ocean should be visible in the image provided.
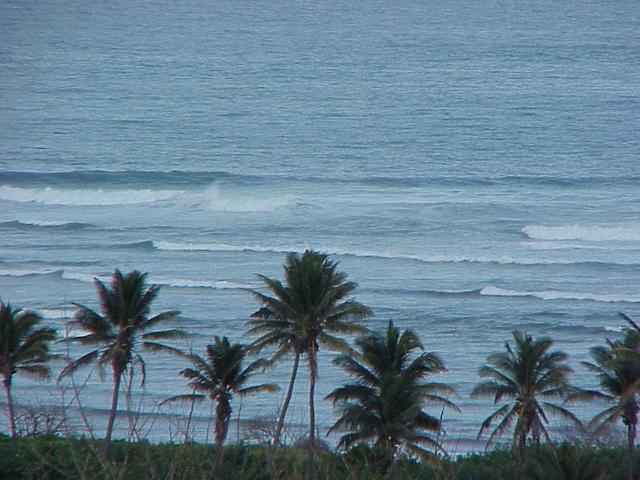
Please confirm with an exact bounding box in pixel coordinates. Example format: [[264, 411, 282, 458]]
[[1, 0, 639, 452]]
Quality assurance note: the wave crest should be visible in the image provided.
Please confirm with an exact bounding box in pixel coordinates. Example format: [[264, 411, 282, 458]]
[[187, 184, 299, 212], [479, 286, 640, 303], [151, 277, 253, 289], [60, 270, 251, 290], [0, 268, 62, 278], [524, 225, 640, 242], [0, 185, 180, 205], [0, 220, 92, 231], [152, 241, 638, 266]]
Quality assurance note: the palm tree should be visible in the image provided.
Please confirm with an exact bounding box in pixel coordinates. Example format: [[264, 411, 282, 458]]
[[571, 317, 640, 480], [59, 270, 182, 453], [246, 250, 372, 460], [0, 302, 56, 439], [327, 321, 458, 474], [169, 336, 278, 468], [471, 331, 578, 465]]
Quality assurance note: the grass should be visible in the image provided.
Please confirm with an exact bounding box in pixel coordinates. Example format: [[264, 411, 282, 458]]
[[0, 435, 636, 479]]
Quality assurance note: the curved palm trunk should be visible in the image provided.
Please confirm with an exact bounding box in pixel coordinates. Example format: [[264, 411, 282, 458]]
[[627, 421, 636, 480], [308, 376, 316, 448], [517, 430, 526, 467], [214, 397, 231, 470], [104, 363, 123, 455], [3, 376, 16, 440], [377, 437, 395, 476], [272, 352, 300, 450], [307, 343, 318, 472], [624, 402, 639, 480]]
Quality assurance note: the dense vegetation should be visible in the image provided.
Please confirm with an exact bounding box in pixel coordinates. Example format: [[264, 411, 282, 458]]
[[0, 437, 637, 479], [1, 250, 639, 479]]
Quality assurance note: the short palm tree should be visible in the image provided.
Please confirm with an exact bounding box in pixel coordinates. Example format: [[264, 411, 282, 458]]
[[247, 250, 372, 459], [571, 315, 640, 480], [59, 270, 182, 452], [169, 336, 278, 468], [0, 302, 56, 439], [327, 321, 458, 474], [471, 331, 578, 465]]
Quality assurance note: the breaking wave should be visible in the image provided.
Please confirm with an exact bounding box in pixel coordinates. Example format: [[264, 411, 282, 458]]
[[371, 286, 640, 304], [153, 241, 298, 254], [186, 184, 299, 212], [479, 286, 640, 303], [0, 220, 92, 230], [151, 241, 638, 266], [0, 185, 181, 205], [0, 183, 299, 212], [113, 240, 157, 251], [37, 308, 73, 319], [60, 271, 106, 284], [59, 270, 251, 290], [150, 277, 253, 290], [523, 225, 640, 242], [0, 268, 62, 277]]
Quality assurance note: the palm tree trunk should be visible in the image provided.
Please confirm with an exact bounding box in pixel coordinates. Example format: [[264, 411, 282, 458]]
[[627, 419, 637, 480], [272, 352, 300, 450], [3, 376, 16, 440], [304, 342, 318, 479], [214, 398, 231, 470], [518, 431, 526, 467], [104, 363, 123, 455], [308, 344, 317, 464]]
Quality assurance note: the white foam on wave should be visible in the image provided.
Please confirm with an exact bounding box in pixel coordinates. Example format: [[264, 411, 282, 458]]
[[150, 276, 253, 290], [37, 308, 73, 319], [0, 268, 60, 277], [152, 241, 639, 266], [60, 270, 252, 290], [524, 225, 640, 242], [523, 241, 640, 252], [19, 220, 76, 227], [154, 241, 301, 254], [61, 271, 109, 284], [188, 183, 298, 213], [0, 185, 181, 205], [604, 325, 623, 332], [480, 286, 640, 303]]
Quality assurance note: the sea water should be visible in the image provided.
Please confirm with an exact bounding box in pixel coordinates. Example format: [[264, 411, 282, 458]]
[[1, 0, 639, 451]]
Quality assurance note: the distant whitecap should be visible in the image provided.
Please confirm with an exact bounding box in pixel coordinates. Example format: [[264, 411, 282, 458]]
[[0, 185, 181, 205], [479, 285, 640, 303], [523, 225, 640, 242]]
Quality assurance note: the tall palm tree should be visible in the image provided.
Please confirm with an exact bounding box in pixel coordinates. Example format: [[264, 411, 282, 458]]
[[246, 250, 372, 460], [0, 302, 56, 439], [170, 336, 278, 468], [571, 317, 640, 480], [471, 331, 578, 465], [327, 321, 458, 474], [59, 270, 182, 452]]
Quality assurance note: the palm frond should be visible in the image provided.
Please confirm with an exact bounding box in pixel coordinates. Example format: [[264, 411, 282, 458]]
[[160, 393, 206, 407], [58, 349, 102, 379], [16, 364, 50, 380], [238, 383, 279, 396], [139, 341, 182, 357], [140, 310, 180, 330]]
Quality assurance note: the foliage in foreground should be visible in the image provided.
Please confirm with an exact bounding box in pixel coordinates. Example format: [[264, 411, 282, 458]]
[[59, 270, 182, 454], [0, 435, 638, 480], [471, 331, 578, 465], [328, 321, 458, 474], [247, 249, 372, 457]]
